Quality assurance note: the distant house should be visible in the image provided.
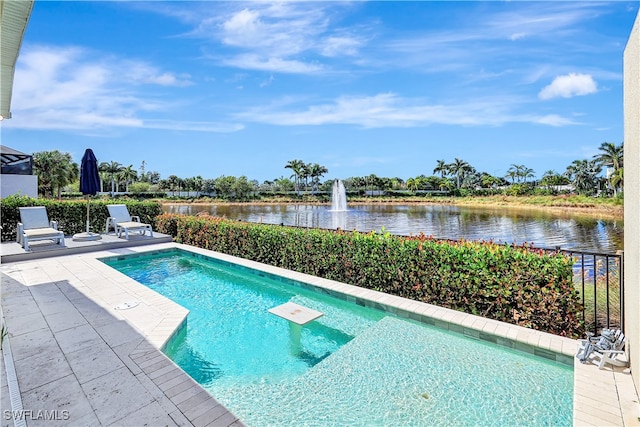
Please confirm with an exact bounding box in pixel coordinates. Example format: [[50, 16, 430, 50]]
[[1, 145, 37, 198]]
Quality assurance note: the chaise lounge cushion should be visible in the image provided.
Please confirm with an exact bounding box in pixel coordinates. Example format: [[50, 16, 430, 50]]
[[24, 228, 65, 238]]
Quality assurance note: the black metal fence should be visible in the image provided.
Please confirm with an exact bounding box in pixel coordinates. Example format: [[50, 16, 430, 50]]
[[540, 247, 624, 335]]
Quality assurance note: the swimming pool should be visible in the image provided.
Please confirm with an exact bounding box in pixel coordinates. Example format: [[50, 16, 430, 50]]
[[102, 248, 573, 426]]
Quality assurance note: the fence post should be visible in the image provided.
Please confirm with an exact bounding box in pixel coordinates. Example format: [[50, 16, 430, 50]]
[[617, 250, 625, 332]]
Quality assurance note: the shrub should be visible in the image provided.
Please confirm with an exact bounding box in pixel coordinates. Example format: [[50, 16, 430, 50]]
[[156, 214, 583, 337], [503, 183, 534, 196], [128, 182, 151, 194]]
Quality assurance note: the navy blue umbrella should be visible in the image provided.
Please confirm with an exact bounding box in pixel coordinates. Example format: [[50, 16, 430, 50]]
[[80, 148, 100, 195], [76, 149, 102, 239]]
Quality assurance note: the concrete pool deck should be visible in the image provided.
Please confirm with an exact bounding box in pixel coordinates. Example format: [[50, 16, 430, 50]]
[[1, 241, 638, 426]]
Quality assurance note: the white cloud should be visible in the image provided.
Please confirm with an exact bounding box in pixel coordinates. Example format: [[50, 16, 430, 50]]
[[8, 45, 238, 133], [538, 73, 598, 100], [219, 4, 323, 56], [192, 3, 364, 74], [260, 74, 275, 88], [352, 157, 389, 166], [236, 93, 578, 129], [509, 33, 527, 41], [222, 54, 324, 74], [320, 36, 363, 57], [486, 3, 607, 41], [123, 62, 192, 87], [534, 114, 580, 127], [143, 120, 244, 133], [223, 8, 261, 36]]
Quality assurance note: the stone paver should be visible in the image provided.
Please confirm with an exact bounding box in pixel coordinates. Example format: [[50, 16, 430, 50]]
[[65, 341, 125, 385], [0, 244, 242, 427], [13, 350, 73, 393], [19, 374, 100, 426]]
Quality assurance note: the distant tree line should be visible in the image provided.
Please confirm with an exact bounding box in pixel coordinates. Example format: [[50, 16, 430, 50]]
[[30, 141, 623, 200]]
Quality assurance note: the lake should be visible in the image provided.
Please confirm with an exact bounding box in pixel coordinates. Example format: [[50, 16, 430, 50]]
[[163, 203, 623, 253]]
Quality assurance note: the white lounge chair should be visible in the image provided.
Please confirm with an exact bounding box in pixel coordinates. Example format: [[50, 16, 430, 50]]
[[17, 206, 66, 251], [576, 328, 628, 369], [106, 204, 153, 240]]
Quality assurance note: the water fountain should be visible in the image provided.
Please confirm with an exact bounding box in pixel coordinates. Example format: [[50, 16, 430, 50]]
[[330, 179, 348, 212]]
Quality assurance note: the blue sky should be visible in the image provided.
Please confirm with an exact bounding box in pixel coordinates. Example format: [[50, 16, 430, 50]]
[[2, 1, 637, 183]]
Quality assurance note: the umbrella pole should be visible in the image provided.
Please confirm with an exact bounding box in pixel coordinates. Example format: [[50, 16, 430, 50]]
[[86, 195, 91, 233]]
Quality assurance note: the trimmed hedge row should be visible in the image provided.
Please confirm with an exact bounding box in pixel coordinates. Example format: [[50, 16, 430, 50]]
[[155, 214, 583, 337], [0, 195, 163, 241]]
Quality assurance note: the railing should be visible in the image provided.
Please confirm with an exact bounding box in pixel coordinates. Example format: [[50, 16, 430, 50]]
[[540, 247, 624, 335]]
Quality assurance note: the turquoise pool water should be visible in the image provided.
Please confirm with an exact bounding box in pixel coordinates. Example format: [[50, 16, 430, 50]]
[[102, 249, 573, 427]]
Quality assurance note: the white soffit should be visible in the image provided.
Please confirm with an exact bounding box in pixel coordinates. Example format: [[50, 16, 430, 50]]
[[1, 0, 34, 120]]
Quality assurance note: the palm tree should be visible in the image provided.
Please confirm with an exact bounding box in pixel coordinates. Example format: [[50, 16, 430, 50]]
[[565, 159, 602, 195], [367, 174, 380, 194], [307, 163, 328, 194], [593, 142, 624, 195], [192, 176, 204, 194], [301, 163, 311, 193], [139, 160, 147, 181], [610, 167, 623, 193], [390, 177, 404, 190], [99, 171, 110, 192], [99, 161, 123, 194], [480, 173, 500, 188], [522, 167, 536, 184], [166, 175, 182, 196], [33, 151, 56, 198], [347, 176, 366, 195], [406, 177, 418, 192], [32, 150, 79, 198], [52, 152, 79, 199], [285, 159, 305, 196], [433, 159, 448, 178], [506, 164, 523, 183], [183, 177, 195, 193], [117, 165, 138, 192], [448, 158, 472, 189], [541, 170, 556, 184], [540, 170, 569, 187], [274, 176, 295, 192]]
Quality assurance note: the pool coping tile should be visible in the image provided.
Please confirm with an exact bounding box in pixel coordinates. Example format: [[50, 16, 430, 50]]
[[1, 241, 638, 427]]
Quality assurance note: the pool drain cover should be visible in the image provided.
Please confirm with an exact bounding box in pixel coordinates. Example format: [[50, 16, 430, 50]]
[[115, 301, 140, 310]]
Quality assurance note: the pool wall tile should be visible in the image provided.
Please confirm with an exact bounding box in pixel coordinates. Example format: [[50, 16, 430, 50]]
[[463, 328, 480, 340], [479, 331, 498, 344], [408, 311, 421, 321], [514, 341, 535, 355], [534, 347, 559, 362], [496, 337, 515, 349], [419, 315, 435, 326], [434, 319, 450, 330], [448, 323, 463, 334]]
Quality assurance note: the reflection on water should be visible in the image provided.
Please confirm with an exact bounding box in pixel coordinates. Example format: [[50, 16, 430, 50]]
[[164, 204, 624, 253]]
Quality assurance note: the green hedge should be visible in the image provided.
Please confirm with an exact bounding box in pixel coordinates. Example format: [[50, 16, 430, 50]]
[[1, 195, 163, 241], [156, 214, 583, 337]]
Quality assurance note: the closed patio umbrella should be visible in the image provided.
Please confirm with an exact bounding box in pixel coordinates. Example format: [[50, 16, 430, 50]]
[[73, 148, 102, 241]]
